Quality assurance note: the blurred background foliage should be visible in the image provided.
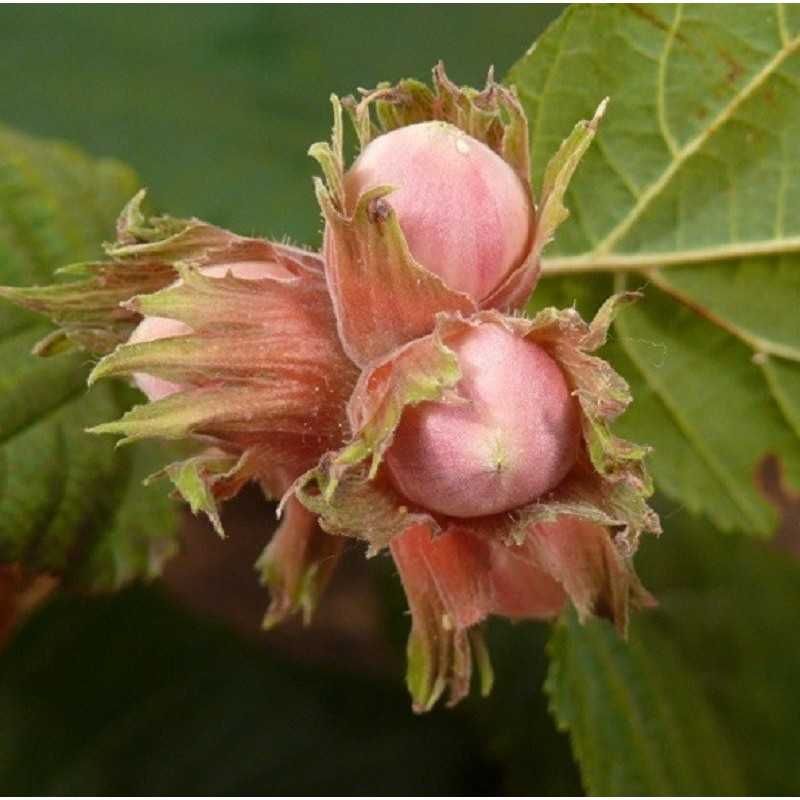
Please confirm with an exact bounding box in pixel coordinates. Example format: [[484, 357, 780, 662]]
[[0, 5, 562, 241]]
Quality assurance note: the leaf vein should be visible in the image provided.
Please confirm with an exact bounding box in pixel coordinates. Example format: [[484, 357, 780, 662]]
[[643, 268, 800, 362], [594, 136, 641, 201], [592, 29, 800, 257], [613, 276, 763, 526], [657, 4, 682, 157], [759, 358, 800, 440], [584, 622, 671, 792]]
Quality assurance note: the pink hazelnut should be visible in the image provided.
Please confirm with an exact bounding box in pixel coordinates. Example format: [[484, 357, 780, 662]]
[[127, 314, 192, 401], [385, 323, 581, 518], [343, 121, 533, 301], [126, 260, 290, 402]]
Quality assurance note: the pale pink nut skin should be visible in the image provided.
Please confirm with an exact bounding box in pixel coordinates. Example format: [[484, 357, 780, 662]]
[[385, 324, 581, 518], [127, 261, 290, 402], [343, 121, 533, 301]]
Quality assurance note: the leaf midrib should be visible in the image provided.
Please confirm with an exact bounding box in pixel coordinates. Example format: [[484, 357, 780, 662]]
[[541, 235, 800, 274]]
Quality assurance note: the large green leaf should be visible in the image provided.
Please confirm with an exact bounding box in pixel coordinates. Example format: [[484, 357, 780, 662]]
[[547, 612, 744, 795], [0, 586, 493, 794], [642, 515, 800, 795], [546, 504, 800, 795], [510, 4, 800, 535], [0, 125, 178, 589]]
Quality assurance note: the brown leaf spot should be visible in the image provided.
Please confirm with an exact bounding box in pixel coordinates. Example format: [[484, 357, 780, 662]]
[[627, 4, 699, 55], [757, 455, 800, 559], [762, 84, 777, 108], [0, 564, 59, 649], [718, 48, 744, 86]]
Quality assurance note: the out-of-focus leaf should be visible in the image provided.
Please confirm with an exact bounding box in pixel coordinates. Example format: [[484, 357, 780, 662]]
[[0, 125, 178, 589], [0, 6, 562, 241], [636, 509, 800, 795], [546, 504, 800, 795], [547, 610, 744, 795], [510, 4, 800, 535], [0, 586, 494, 794]]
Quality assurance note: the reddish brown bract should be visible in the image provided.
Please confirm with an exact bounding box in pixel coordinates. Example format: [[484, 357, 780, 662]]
[[0, 65, 656, 712]]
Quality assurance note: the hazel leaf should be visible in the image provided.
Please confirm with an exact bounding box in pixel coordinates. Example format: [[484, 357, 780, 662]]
[[511, 4, 800, 536], [547, 610, 745, 795], [546, 505, 800, 794], [0, 125, 178, 590]]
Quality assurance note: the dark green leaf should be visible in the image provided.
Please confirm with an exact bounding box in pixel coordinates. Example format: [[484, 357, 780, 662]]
[[0, 125, 178, 588], [636, 508, 800, 795], [547, 609, 744, 795], [546, 503, 800, 794]]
